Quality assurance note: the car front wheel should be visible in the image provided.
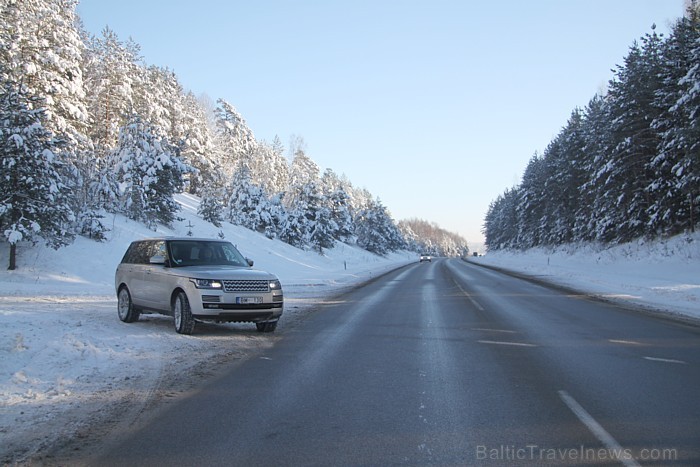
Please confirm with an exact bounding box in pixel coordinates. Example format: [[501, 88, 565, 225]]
[[173, 291, 195, 335], [117, 287, 140, 323]]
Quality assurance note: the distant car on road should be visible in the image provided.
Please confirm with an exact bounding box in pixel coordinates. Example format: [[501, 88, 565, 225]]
[[115, 237, 283, 334], [419, 253, 432, 263]]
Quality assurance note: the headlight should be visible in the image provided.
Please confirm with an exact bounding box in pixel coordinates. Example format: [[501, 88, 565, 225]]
[[269, 280, 282, 290], [191, 278, 223, 289]]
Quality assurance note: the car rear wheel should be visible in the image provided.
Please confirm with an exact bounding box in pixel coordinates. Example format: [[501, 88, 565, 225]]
[[117, 287, 140, 323], [256, 320, 278, 333], [173, 291, 195, 335]]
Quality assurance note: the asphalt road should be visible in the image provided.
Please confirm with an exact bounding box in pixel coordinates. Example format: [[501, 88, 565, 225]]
[[93, 259, 700, 466]]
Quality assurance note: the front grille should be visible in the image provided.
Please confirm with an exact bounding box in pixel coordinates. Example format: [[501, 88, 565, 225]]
[[222, 280, 270, 293]]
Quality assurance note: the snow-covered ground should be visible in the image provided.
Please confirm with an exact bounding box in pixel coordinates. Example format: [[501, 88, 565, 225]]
[[0, 193, 414, 465], [1, 193, 698, 465], [471, 233, 700, 322]]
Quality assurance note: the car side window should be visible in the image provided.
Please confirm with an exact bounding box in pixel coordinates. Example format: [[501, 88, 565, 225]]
[[148, 241, 166, 261], [121, 242, 146, 264], [134, 242, 151, 264]]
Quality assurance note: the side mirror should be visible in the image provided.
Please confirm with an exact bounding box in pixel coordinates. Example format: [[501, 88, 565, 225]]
[[149, 254, 166, 265], [246, 258, 254, 267]]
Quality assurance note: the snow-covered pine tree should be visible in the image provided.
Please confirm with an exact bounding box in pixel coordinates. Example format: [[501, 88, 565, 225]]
[[214, 99, 256, 181], [288, 141, 320, 193], [278, 209, 307, 249], [515, 153, 547, 248], [1, 0, 94, 238], [0, 84, 75, 269], [227, 163, 266, 231], [179, 91, 217, 195], [249, 139, 289, 198], [321, 169, 354, 242], [261, 193, 286, 239], [299, 182, 336, 254], [355, 198, 404, 255], [540, 109, 588, 245], [83, 27, 143, 156], [602, 27, 665, 243], [198, 179, 225, 228], [653, 9, 700, 234], [110, 115, 188, 228], [483, 187, 519, 250], [575, 94, 613, 243]]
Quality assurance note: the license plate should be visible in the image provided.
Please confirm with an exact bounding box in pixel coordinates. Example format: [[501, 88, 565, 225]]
[[236, 296, 263, 305]]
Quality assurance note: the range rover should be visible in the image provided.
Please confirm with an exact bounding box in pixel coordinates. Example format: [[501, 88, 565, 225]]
[[115, 237, 283, 334]]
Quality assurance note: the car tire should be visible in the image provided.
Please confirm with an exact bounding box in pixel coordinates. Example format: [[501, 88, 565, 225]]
[[117, 286, 140, 323], [173, 291, 195, 335], [256, 320, 278, 333]]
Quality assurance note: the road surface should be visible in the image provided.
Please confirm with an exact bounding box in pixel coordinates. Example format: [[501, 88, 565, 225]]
[[93, 258, 700, 466]]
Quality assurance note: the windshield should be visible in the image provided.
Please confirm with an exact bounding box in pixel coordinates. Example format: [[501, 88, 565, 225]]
[[167, 240, 249, 267]]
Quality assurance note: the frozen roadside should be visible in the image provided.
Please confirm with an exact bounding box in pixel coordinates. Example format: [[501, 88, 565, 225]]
[[468, 233, 700, 323]]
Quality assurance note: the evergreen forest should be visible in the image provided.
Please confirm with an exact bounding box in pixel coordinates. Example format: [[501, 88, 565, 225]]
[[484, 6, 700, 250], [0, 0, 468, 270]]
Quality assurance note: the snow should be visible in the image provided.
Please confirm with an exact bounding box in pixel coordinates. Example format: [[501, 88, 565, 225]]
[[472, 234, 700, 321], [1, 193, 698, 464]]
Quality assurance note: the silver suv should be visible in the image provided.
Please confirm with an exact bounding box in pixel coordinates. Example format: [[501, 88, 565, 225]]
[[115, 237, 283, 334]]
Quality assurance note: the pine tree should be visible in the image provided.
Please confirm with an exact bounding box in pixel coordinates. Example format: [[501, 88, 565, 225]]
[[576, 95, 613, 242], [299, 182, 336, 254], [83, 27, 143, 155], [355, 198, 404, 255], [654, 10, 700, 234], [603, 27, 666, 242], [0, 0, 88, 146], [110, 115, 187, 228], [0, 84, 75, 269], [321, 169, 354, 241], [516, 154, 547, 248], [279, 209, 307, 249], [179, 91, 217, 195], [1, 0, 92, 238], [198, 183, 225, 228], [289, 143, 320, 192], [228, 164, 267, 232], [214, 99, 256, 180]]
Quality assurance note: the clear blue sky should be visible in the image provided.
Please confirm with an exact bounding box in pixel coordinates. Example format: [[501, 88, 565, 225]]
[[76, 0, 685, 248]]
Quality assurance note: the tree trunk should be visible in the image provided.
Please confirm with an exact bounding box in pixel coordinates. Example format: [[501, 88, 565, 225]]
[[8, 243, 17, 270]]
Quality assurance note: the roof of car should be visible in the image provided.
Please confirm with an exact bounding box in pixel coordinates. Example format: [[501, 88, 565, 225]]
[[132, 237, 230, 243]]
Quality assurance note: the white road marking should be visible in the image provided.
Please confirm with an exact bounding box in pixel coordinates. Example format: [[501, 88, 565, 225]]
[[643, 356, 687, 365], [558, 390, 641, 467], [609, 339, 644, 346], [477, 340, 537, 347], [472, 328, 516, 333], [454, 281, 485, 311]]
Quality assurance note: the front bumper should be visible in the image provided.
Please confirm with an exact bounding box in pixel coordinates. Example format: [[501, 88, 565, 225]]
[[187, 284, 284, 322], [194, 304, 283, 323]]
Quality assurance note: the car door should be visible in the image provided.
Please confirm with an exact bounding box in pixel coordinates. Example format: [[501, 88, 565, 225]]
[[122, 241, 150, 307], [141, 240, 172, 312]]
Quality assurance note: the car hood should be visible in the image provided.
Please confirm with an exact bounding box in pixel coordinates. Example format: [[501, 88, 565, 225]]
[[168, 266, 278, 281]]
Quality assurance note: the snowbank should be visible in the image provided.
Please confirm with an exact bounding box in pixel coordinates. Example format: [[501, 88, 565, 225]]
[[471, 233, 700, 322]]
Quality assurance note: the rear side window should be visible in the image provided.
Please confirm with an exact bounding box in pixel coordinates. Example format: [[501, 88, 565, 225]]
[[121, 241, 165, 264]]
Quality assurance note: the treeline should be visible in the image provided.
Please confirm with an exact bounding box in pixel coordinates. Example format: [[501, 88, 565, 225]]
[[0, 0, 467, 269], [484, 8, 700, 251], [399, 219, 469, 257]]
